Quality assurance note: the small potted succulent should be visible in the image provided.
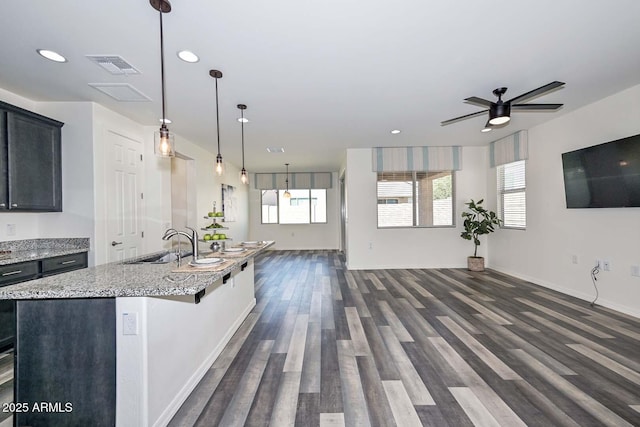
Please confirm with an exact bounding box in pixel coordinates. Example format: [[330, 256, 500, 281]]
[[460, 199, 502, 271]]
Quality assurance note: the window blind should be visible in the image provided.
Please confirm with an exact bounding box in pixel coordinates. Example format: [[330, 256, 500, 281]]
[[489, 130, 528, 168], [372, 146, 462, 172], [254, 172, 332, 189], [498, 160, 526, 229]]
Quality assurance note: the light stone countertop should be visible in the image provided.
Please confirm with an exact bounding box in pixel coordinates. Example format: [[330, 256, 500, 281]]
[[0, 241, 273, 300], [0, 238, 90, 266]]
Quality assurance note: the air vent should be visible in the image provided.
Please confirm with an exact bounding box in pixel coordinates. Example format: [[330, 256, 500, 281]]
[[266, 147, 285, 153], [88, 83, 151, 102], [86, 55, 140, 75]]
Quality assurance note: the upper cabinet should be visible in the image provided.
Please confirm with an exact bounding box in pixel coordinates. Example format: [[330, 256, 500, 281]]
[[0, 101, 63, 212]]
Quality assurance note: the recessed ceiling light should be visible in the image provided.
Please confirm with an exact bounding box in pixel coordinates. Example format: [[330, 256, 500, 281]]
[[390, 129, 401, 134], [177, 50, 199, 63], [237, 118, 249, 123], [159, 118, 172, 124], [266, 147, 285, 153], [37, 49, 67, 63]]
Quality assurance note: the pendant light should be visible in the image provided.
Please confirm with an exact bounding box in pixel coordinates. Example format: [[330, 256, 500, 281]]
[[151, 0, 175, 157], [210, 69, 224, 175], [238, 104, 248, 184], [283, 163, 291, 199]]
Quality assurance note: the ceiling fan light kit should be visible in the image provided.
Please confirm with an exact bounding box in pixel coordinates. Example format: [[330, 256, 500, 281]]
[[442, 81, 565, 131]]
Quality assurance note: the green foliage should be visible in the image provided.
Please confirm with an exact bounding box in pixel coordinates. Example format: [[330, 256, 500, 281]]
[[460, 199, 502, 257], [432, 174, 452, 200]]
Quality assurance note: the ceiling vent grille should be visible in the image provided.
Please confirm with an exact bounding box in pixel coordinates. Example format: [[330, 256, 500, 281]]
[[86, 55, 140, 75], [88, 83, 151, 102]]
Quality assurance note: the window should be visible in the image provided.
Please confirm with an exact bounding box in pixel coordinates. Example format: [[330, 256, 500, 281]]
[[261, 189, 327, 224], [377, 171, 454, 228], [497, 160, 526, 229]]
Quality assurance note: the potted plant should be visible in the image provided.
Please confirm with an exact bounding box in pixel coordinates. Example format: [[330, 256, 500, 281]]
[[460, 199, 502, 271]]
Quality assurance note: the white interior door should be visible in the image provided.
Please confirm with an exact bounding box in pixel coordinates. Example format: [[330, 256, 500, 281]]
[[106, 131, 143, 263]]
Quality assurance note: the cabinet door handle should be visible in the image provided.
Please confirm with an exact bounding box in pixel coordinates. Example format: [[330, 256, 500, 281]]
[[61, 260, 76, 265], [11, 204, 17, 207], [2, 270, 22, 276], [111, 241, 123, 246], [0, 203, 5, 207]]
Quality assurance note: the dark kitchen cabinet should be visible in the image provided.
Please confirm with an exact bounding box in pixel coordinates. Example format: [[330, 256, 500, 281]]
[[0, 100, 63, 212], [0, 253, 87, 350]]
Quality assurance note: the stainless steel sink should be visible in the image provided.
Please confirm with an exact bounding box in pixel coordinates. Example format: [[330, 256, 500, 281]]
[[124, 251, 192, 265]]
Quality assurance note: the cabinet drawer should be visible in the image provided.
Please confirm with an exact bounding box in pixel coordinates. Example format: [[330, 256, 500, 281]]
[[0, 261, 39, 286], [41, 253, 88, 275]]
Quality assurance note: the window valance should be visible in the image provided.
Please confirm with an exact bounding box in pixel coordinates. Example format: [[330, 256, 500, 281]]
[[489, 130, 528, 168], [372, 146, 462, 172], [254, 172, 332, 190]]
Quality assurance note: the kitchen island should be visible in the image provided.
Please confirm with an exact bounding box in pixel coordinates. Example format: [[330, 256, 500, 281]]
[[0, 241, 273, 427]]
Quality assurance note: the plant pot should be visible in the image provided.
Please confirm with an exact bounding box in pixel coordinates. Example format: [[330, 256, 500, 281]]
[[467, 256, 485, 272]]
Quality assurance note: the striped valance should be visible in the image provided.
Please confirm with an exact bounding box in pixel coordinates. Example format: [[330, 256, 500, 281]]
[[489, 130, 528, 168], [372, 146, 462, 172], [254, 172, 332, 190]]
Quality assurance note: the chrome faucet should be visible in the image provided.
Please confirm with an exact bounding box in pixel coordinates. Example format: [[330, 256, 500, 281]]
[[162, 227, 199, 260]]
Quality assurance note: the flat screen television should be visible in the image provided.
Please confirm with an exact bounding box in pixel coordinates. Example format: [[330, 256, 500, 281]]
[[561, 133, 640, 208]]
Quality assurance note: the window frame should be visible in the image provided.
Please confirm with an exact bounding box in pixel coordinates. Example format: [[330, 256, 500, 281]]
[[376, 170, 456, 229], [260, 188, 328, 225], [497, 160, 526, 230]]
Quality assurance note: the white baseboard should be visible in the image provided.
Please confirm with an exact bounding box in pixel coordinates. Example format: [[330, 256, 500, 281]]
[[153, 298, 257, 427], [491, 267, 640, 319]]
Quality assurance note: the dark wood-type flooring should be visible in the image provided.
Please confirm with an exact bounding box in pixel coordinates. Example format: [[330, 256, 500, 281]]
[[169, 250, 640, 426]]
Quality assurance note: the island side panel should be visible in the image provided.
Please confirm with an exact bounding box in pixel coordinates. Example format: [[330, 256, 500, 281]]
[[116, 260, 256, 426], [15, 298, 116, 427]]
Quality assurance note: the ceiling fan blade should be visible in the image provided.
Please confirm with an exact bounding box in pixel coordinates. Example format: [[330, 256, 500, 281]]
[[511, 103, 563, 110], [441, 109, 488, 126], [507, 81, 565, 104], [464, 96, 493, 107]]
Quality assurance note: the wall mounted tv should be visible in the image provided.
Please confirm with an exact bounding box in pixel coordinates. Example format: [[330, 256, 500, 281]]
[[561, 133, 640, 208]]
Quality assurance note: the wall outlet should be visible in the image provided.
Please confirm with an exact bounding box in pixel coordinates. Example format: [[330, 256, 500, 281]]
[[369, 242, 373, 249], [595, 259, 602, 269], [123, 312, 138, 335], [602, 260, 611, 271], [6, 224, 16, 236], [631, 265, 640, 277], [571, 254, 579, 264]]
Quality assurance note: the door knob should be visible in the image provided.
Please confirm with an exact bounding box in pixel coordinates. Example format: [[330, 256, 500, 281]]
[[111, 241, 123, 246]]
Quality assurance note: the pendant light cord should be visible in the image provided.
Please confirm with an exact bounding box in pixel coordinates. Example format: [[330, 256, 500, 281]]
[[159, 6, 167, 126], [215, 77, 221, 155], [241, 109, 245, 169]]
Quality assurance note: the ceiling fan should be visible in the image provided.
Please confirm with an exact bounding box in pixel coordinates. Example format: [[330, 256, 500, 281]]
[[441, 81, 565, 131]]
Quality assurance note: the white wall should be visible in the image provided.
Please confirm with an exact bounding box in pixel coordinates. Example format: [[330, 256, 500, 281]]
[[345, 147, 487, 269], [488, 84, 640, 317], [248, 173, 340, 250]]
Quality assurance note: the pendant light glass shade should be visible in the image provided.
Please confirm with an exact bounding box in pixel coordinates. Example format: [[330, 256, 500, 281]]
[[210, 69, 224, 175], [283, 163, 291, 198], [151, 0, 175, 157], [155, 124, 175, 156], [238, 104, 248, 185], [215, 154, 224, 175]]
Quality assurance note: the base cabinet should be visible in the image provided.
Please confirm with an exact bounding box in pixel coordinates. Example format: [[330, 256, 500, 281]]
[[15, 298, 116, 427], [0, 253, 87, 350]]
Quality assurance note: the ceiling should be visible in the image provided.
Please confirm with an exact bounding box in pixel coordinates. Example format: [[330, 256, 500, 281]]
[[2, 1, 640, 173]]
